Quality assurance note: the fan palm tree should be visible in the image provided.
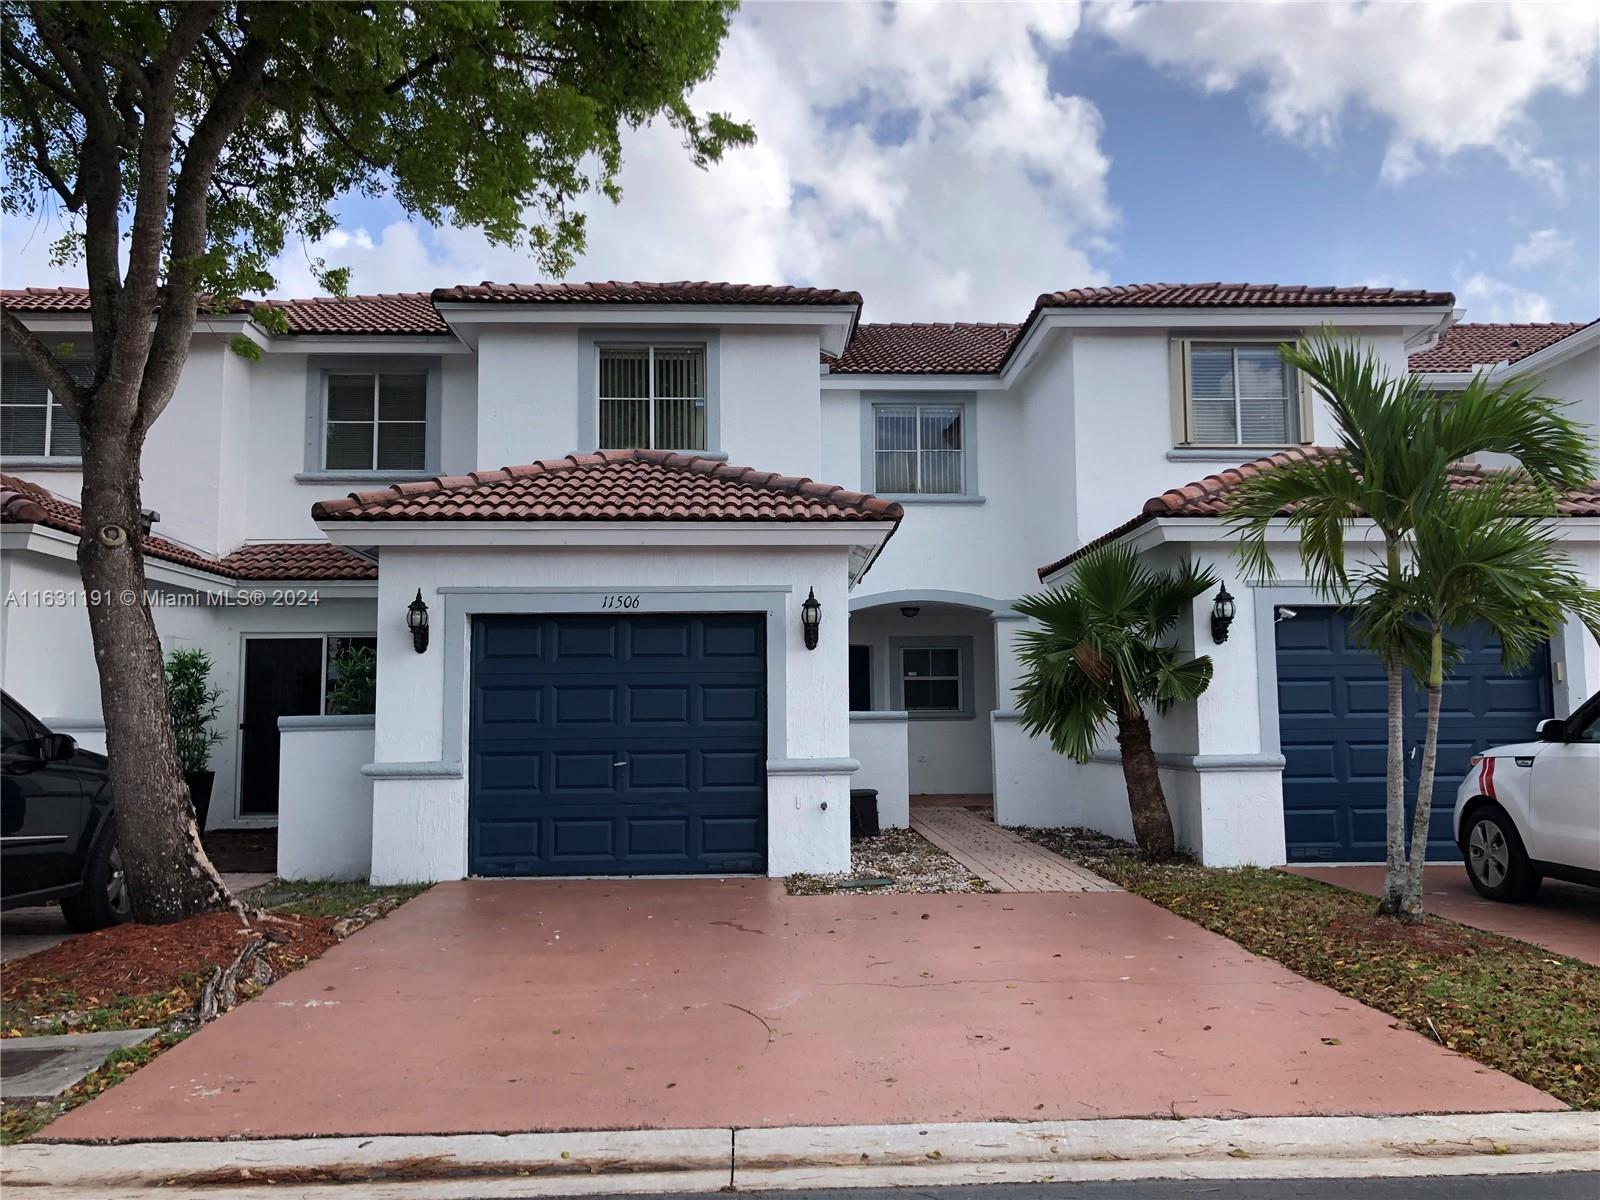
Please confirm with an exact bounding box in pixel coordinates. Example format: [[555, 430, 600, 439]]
[[1228, 330, 1596, 917], [1013, 544, 1218, 859], [1354, 477, 1600, 918]]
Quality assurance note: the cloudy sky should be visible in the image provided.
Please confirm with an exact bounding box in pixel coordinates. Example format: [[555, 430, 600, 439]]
[[4, 1, 1597, 324]]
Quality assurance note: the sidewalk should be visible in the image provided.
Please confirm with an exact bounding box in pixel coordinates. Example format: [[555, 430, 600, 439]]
[[8, 1111, 1598, 1198]]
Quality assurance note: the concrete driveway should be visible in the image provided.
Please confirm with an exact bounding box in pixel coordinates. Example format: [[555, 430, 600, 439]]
[[45, 879, 1560, 1142], [1285, 865, 1600, 967]]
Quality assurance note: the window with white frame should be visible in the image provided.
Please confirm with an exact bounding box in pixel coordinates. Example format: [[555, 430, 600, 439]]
[[1, 358, 89, 459], [1177, 341, 1302, 446], [323, 372, 427, 471], [598, 345, 706, 450], [874, 404, 964, 494], [900, 645, 963, 712]]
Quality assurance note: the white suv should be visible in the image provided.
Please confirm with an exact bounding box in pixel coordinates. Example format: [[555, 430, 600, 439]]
[[1453, 691, 1600, 902]]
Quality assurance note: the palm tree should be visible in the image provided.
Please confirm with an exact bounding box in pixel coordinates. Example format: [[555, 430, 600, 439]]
[[1013, 544, 1218, 859], [1355, 476, 1600, 918], [1228, 330, 1596, 917]]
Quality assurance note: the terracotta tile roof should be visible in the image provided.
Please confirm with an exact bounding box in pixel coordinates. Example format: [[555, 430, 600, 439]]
[[1, 474, 374, 581], [826, 323, 1021, 374], [1032, 283, 1457, 309], [219, 541, 376, 580], [430, 280, 862, 307], [255, 293, 446, 335], [312, 450, 904, 525], [1408, 321, 1595, 372], [1038, 447, 1600, 578]]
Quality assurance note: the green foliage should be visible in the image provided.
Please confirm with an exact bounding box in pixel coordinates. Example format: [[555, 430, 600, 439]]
[[163, 648, 223, 774], [1012, 544, 1217, 761], [325, 643, 377, 716], [1, 1, 753, 305]]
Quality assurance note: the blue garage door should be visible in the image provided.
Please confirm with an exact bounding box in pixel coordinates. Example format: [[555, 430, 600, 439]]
[[1277, 608, 1551, 863], [469, 614, 767, 876]]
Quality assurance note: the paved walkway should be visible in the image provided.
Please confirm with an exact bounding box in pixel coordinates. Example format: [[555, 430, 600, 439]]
[[1286, 865, 1600, 966], [912, 807, 1120, 893], [45, 878, 1557, 1142]]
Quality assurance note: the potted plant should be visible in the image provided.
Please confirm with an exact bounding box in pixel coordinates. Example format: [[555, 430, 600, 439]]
[[165, 648, 224, 833], [326, 642, 377, 715]]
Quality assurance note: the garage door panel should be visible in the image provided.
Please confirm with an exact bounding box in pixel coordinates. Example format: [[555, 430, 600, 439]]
[[1279, 608, 1549, 863], [470, 614, 767, 876]]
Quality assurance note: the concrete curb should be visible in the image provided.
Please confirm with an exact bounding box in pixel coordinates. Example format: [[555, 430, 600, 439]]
[[5, 1111, 1597, 1198]]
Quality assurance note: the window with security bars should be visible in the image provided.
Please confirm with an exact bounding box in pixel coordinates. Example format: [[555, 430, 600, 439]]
[[598, 345, 707, 450], [1181, 342, 1300, 446], [323, 373, 428, 471], [901, 646, 962, 712], [873, 404, 964, 494], [1, 358, 90, 458]]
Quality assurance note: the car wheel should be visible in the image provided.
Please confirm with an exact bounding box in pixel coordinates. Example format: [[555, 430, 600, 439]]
[[1463, 807, 1542, 903], [59, 818, 132, 931]]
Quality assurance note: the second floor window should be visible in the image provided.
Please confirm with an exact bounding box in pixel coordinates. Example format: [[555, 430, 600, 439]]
[[1, 358, 88, 459], [598, 345, 706, 450], [324, 372, 427, 471], [1180, 341, 1300, 446], [874, 404, 964, 494]]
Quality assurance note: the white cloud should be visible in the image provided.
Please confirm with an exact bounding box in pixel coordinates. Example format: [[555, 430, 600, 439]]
[[1089, 0, 1598, 191], [261, 3, 1117, 321], [1457, 272, 1555, 322], [1509, 228, 1576, 270]]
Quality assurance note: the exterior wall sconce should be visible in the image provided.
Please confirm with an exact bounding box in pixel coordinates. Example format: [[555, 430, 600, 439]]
[[1210, 584, 1236, 644], [801, 587, 822, 650], [899, 606, 920, 619], [407, 588, 430, 654]]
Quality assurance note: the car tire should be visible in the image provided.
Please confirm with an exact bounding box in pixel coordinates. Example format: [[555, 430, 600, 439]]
[[59, 818, 132, 931], [1463, 805, 1542, 903]]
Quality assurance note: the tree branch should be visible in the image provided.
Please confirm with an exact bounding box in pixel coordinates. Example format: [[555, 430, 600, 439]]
[[1, 31, 85, 112], [4, 66, 80, 208], [0, 307, 90, 422]]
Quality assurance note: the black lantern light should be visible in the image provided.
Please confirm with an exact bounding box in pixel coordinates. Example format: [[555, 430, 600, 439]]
[[1210, 583, 1236, 644], [407, 588, 430, 653], [801, 587, 822, 650]]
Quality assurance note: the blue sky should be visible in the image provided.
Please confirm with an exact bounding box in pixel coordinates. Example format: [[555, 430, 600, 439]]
[[4, 2, 1597, 325]]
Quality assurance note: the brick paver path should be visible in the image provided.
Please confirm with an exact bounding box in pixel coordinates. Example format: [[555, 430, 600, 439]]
[[911, 807, 1120, 893]]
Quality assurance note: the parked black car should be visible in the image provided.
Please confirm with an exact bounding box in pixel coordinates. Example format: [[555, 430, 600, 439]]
[[2, 691, 128, 930]]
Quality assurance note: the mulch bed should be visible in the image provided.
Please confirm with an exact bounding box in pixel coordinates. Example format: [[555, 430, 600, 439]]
[[2, 910, 335, 1010], [787, 827, 994, 895]]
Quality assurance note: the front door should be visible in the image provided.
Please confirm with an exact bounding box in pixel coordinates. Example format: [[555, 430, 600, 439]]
[[239, 638, 324, 816], [468, 613, 767, 876]]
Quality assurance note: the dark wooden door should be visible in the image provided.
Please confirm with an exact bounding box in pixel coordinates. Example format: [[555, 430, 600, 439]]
[[240, 638, 324, 816]]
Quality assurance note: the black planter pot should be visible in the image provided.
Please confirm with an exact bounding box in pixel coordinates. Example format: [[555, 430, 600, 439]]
[[185, 770, 216, 834]]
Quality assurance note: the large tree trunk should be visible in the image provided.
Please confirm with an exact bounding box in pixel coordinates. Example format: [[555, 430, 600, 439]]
[[1377, 647, 1408, 916], [1115, 708, 1177, 860], [1398, 630, 1446, 923], [77, 420, 232, 924]]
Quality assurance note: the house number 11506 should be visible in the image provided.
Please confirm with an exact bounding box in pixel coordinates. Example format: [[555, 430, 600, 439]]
[[600, 593, 641, 610]]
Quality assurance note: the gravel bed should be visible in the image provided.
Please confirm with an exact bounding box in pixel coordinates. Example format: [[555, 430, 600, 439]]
[[785, 827, 994, 895]]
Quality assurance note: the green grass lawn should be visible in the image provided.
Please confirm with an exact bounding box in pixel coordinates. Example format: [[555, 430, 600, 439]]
[[1017, 827, 1600, 1110]]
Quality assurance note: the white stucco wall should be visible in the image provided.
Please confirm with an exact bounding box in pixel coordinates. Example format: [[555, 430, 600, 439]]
[[849, 712, 910, 828], [276, 717, 375, 880], [362, 542, 858, 883], [720, 329, 824, 479]]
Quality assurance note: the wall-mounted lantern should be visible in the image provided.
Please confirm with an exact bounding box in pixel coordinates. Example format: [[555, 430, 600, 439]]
[[407, 588, 430, 654], [801, 587, 822, 650], [1210, 584, 1236, 644]]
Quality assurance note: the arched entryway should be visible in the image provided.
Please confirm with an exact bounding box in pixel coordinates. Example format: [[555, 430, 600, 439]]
[[847, 591, 1002, 816]]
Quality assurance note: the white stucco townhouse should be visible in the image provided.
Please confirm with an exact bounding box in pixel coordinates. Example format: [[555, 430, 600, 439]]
[[2, 282, 1596, 881]]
